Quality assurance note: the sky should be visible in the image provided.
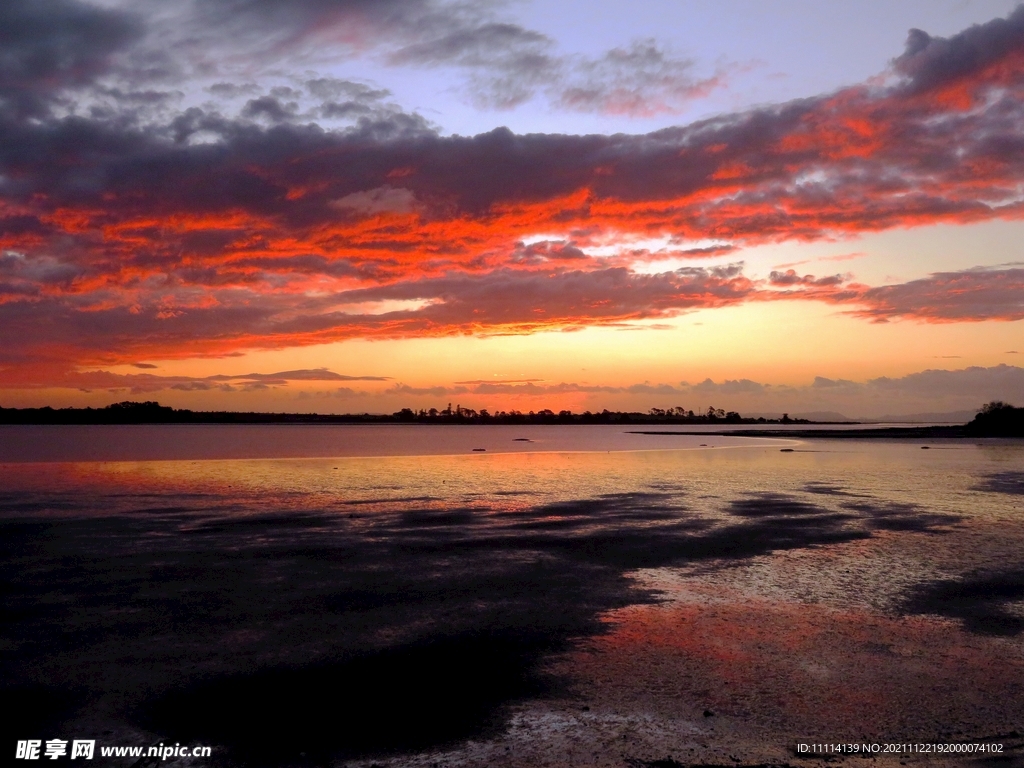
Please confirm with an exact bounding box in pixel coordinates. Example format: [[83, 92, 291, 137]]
[[1, 0, 1023, 418]]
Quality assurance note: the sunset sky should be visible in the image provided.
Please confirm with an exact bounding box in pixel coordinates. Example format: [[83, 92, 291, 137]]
[[2, 0, 1024, 417]]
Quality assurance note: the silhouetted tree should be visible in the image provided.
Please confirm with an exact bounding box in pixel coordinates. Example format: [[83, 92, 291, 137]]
[[968, 401, 1023, 436]]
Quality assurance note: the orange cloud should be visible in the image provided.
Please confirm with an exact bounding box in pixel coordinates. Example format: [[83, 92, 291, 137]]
[[3, 9, 1024, 385]]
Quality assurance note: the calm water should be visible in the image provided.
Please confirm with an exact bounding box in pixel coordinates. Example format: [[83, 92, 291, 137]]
[[0, 422, 940, 463], [0, 423, 783, 462], [2, 426, 1023, 765]]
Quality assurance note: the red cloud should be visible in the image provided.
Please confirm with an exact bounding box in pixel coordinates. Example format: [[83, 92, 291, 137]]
[[0, 265, 759, 375], [2, 9, 1024, 385], [6, 9, 1024, 280]]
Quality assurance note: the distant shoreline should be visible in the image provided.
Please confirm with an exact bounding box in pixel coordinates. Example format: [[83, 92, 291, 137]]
[[630, 414, 1023, 438], [629, 426, 971, 439], [1, 401, 1021, 437], [0, 401, 844, 427]]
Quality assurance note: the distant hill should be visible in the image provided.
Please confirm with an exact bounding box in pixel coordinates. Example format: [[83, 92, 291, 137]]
[[744, 411, 856, 422], [791, 411, 857, 423], [861, 409, 979, 424], [750, 408, 978, 424]]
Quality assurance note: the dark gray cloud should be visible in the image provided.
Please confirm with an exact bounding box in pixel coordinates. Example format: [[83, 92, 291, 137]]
[[894, 5, 1024, 95], [207, 82, 260, 99], [0, 0, 140, 116], [0, 251, 83, 295], [389, 20, 720, 113], [241, 95, 299, 122], [151, 0, 720, 115], [555, 39, 723, 116]]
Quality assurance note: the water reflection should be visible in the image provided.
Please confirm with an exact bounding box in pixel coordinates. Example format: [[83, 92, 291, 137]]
[[1, 438, 1022, 763]]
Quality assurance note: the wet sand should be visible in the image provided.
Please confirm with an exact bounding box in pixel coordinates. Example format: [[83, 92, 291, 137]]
[[347, 526, 1024, 768], [3, 433, 1024, 766]]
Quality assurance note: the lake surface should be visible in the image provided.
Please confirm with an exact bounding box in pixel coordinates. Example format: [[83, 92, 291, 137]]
[[2, 426, 1023, 766], [0, 423, 784, 462], [0, 422, 944, 463]]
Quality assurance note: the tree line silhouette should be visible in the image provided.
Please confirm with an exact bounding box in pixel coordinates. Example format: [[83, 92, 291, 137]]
[[0, 401, 808, 425], [388, 403, 800, 424], [1, 401, 1020, 434]]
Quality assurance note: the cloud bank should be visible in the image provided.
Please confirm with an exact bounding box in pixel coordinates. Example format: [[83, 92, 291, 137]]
[[1, 3, 1024, 387], [14, 364, 1021, 421], [371, 364, 1024, 418]]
